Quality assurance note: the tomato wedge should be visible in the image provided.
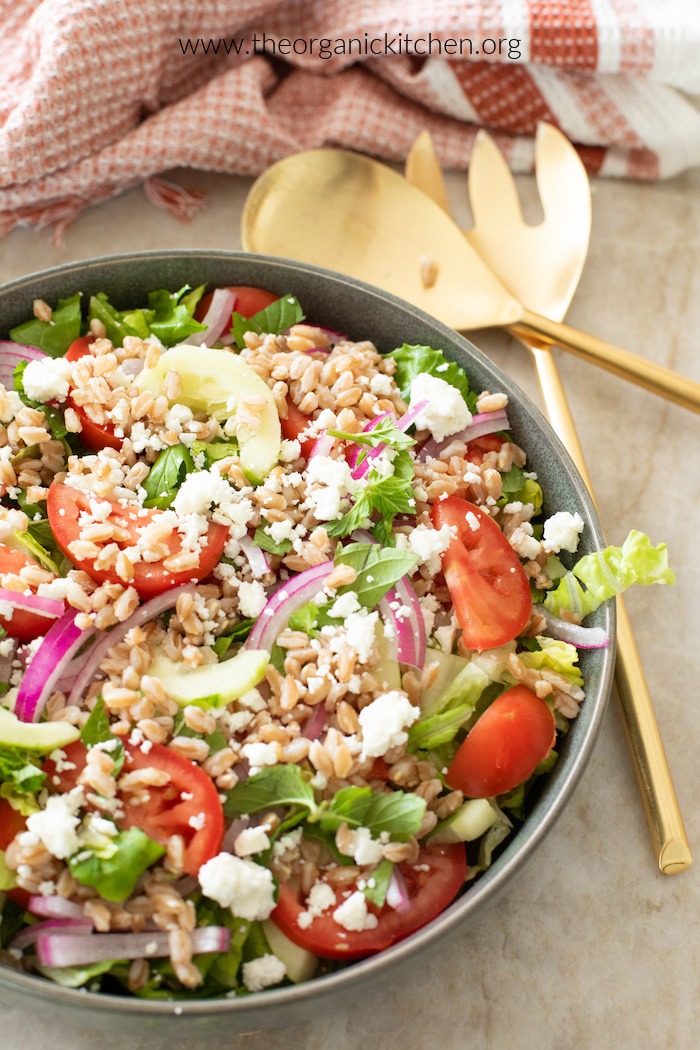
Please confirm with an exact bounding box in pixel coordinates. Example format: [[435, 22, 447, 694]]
[[271, 843, 466, 960], [446, 685, 556, 798], [65, 336, 122, 451], [465, 434, 505, 465], [194, 285, 278, 326], [280, 398, 316, 460], [45, 741, 224, 877], [0, 798, 30, 907], [0, 543, 55, 642], [432, 496, 531, 652], [47, 481, 228, 599]]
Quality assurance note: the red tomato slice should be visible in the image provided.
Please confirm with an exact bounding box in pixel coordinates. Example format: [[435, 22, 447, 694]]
[[0, 543, 55, 642], [65, 336, 122, 451], [0, 798, 30, 906], [446, 685, 556, 798], [271, 843, 466, 960], [465, 434, 505, 465], [194, 285, 278, 325], [280, 398, 316, 460], [45, 741, 224, 878], [46, 481, 228, 599], [432, 496, 531, 652]]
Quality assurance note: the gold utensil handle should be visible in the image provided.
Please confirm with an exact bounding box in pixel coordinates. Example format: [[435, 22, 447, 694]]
[[514, 311, 700, 414], [529, 344, 692, 874]]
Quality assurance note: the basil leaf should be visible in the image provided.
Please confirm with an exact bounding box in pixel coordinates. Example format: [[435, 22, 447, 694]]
[[0, 745, 46, 799], [231, 294, 304, 349], [9, 293, 82, 358], [372, 517, 395, 547], [88, 293, 141, 347], [224, 765, 317, 820], [213, 619, 255, 658], [500, 465, 525, 494], [333, 542, 418, 609], [361, 859, 394, 908], [386, 343, 477, 411], [13, 360, 67, 440], [253, 525, 292, 556], [328, 418, 415, 453], [142, 445, 194, 509], [325, 450, 416, 539], [69, 827, 165, 903], [147, 286, 207, 346], [288, 602, 319, 635], [319, 785, 426, 841], [80, 698, 125, 776]]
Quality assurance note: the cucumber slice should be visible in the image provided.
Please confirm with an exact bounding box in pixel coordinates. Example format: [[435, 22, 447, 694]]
[[374, 622, 401, 692], [0, 706, 79, 753], [136, 345, 281, 483], [431, 798, 500, 844], [262, 920, 318, 984], [147, 647, 269, 709]]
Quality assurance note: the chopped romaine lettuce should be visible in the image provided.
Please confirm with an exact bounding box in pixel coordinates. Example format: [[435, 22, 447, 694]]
[[9, 293, 82, 357], [519, 637, 583, 688], [69, 827, 165, 903]]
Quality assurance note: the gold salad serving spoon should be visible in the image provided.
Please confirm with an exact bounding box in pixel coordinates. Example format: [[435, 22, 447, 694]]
[[405, 124, 690, 875], [241, 149, 700, 414]]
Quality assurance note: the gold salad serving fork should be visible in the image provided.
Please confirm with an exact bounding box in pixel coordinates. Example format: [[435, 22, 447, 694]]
[[405, 124, 690, 874]]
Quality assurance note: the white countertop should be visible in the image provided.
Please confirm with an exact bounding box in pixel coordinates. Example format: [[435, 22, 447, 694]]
[[1, 163, 698, 1050]]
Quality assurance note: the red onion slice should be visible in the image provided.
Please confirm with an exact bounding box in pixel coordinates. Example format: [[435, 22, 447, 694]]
[[239, 534, 271, 579], [15, 611, 94, 722], [0, 588, 65, 620], [67, 584, 197, 708], [308, 431, 334, 461], [183, 289, 237, 347], [11, 917, 94, 953], [345, 413, 391, 471], [352, 400, 428, 481], [28, 896, 91, 921], [302, 703, 328, 741], [0, 341, 48, 388], [120, 358, 144, 378], [246, 561, 335, 653], [418, 409, 510, 462], [539, 606, 609, 649], [35, 926, 231, 967], [386, 867, 411, 912]]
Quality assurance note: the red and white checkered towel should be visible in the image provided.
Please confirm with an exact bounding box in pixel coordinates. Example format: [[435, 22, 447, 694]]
[[1, 0, 699, 240]]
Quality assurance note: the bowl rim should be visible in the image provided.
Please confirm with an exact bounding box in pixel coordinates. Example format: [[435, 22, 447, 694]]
[[0, 249, 615, 1020]]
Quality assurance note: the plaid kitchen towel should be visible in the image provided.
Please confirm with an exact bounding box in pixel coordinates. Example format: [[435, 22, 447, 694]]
[[1, 0, 699, 240]]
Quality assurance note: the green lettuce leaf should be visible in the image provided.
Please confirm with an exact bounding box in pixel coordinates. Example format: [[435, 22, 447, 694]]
[[191, 440, 240, 467], [147, 286, 207, 345], [88, 293, 141, 347], [0, 745, 46, 807], [385, 343, 477, 411], [318, 786, 425, 841], [212, 619, 255, 658], [36, 959, 118, 989], [0, 849, 18, 891], [69, 827, 165, 903], [519, 637, 583, 688], [543, 530, 675, 619], [9, 293, 82, 357], [408, 661, 497, 752]]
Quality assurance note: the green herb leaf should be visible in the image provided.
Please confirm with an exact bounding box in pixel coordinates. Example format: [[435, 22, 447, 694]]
[[325, 450, 416, 540], [213, 619, 255, 658], [500, 464, 525, 494], [9, 293, 82, 358], [231, 294, 304, 349], [147, 286, 207, 346], [88, 293, 141, 348], [80, 698, 125, 775], [142, 444, 195, 509], [328, 417, 416, 454], [0, 746, 46, 803], [224, 765, 316, 820], [11, 528, 60, 575], [386, 343, 477, 411], [371, 517, 396, 548], [361, 859, 394, 908], [332, 542, 418, 609], [69, 827, 165, 903], [253, 524, 292, 556], [191, 440, 240, 468], [288, 602, 319, 635], [319, 785, 426, 841]]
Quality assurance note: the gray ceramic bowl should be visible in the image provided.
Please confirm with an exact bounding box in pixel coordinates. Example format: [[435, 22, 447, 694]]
[[0, 251, 614, 1037]]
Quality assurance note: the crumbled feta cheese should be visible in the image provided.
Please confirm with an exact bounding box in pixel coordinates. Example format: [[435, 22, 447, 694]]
[[339, 827, 385, 866], [241, 741, 278, 770], [279, 439, 301, 463], [173, 469, 233, 517], [304, 456, 357, 521], [333, 891, 378, 932], [369, 373, 394, 396], [272, 828, 303, 858], [242, 953, 287, 992], [21, 358, 71, 404], [342, 611, 379, 664], [234, 825, 271, 857], [410, 373, 471, 442], [198, 853, 276, 920], [237, 579, 267, 618], [266, 518, 296, 545], [358, 690, 420, 760], [238, 688, 266, 712], [26, 791, 82, 859], [407, 523, 453, 574], [543, 511, 584, 554], [509, 523, 542, 561], [297, 879, 337, 929], [36, 578, 71, 601], [328, 591, 361, 619]]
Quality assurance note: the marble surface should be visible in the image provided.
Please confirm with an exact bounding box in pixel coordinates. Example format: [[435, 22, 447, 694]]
[[0, 162, 698, 1050]]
